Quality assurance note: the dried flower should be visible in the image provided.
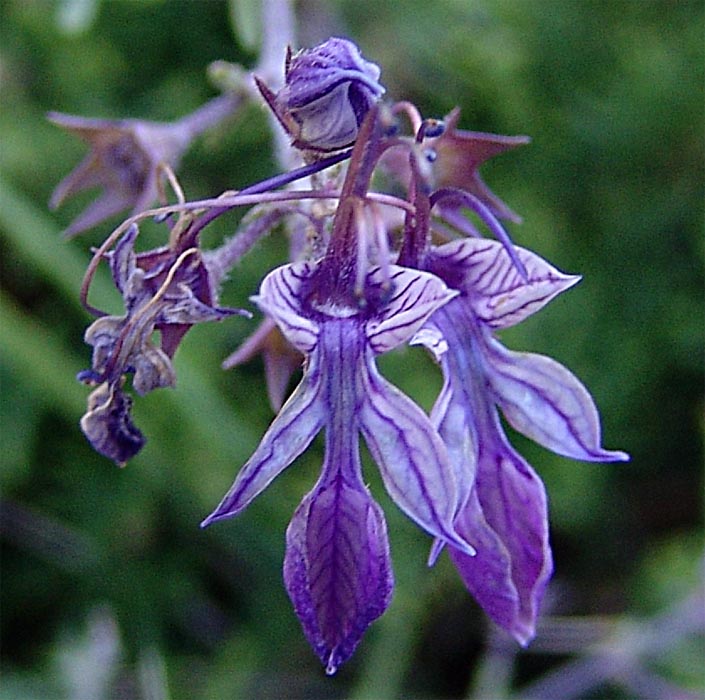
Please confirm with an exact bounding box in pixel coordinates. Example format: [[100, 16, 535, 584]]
[[79, 225, 246, 464], [49, 94, 239, 237]]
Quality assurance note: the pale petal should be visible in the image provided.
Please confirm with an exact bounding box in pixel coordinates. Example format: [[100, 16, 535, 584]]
[[284, 476, 393, 675], [409, 325, 448, 362], [253, 262, 320, 353], [431, 239, 581, 328], [201, 367, 325, 526], [49, 153, 105, 209], [62, 189, 134, 239], [358, 358, 475, 556], [485, 337, 629, 462], [429, 372, 479, 515], [366, 266, 457, 354]]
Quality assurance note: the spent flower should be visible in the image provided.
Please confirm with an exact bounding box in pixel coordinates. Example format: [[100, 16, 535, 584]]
[[79, 222, 246, 465], [49, 94, 239, 237]]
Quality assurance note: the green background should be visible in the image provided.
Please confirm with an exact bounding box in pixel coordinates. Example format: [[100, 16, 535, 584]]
[[1, 1, 703, 698]]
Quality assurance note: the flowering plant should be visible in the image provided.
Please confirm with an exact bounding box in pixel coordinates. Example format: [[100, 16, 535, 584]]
[[51, 29, 627, 674]]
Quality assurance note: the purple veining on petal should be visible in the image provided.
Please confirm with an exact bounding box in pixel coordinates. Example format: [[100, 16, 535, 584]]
[[425, 304, 552, 642], [366, 266, 458, 354], [449, 427, 553, 645], [483, 335, 630, 462], [359, 354, 475, 557], [253, 262, 320, 353], [201, 364, 325, 526], [430, 239, 581, 329], [284, 459, 393, 674]]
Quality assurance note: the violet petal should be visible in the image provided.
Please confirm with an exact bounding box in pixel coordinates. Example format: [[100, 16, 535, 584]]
[[450, 421, 553, 645], [201, 368, 325, 527], [431, 239, 581, 329], [284, 475, 393, 675], [359, 357, 475, 556], [252, 262, 320, 354], [366, 266, 458, 354], [485, 336, 630, 462]]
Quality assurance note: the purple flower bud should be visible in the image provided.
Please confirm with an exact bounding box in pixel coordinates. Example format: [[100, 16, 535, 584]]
[[256, 37, 385, 152]]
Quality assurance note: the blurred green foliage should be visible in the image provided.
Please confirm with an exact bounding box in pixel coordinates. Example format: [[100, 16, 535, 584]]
[[1, 1, 703, 698]]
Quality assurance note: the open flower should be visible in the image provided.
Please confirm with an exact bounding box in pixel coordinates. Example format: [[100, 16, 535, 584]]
[[79, 225, 245, 464], [256, 37, 385, 153], [202, 260, 474, 673], [49, 94, 239, 237], [414, 238, 629, 643]]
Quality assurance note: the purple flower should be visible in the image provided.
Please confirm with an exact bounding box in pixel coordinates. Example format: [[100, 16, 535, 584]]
[[49, 94, 239, 237], [79, 224, 245, 465], [414, 238, 629, 643], [202, 260, 475, 673], [256, 37, 385, 153]]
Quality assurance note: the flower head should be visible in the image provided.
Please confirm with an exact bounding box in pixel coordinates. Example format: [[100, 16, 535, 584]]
[[202, 261, 474, 673], [414, 238, 629, 642], [256, 37, 385, 153]]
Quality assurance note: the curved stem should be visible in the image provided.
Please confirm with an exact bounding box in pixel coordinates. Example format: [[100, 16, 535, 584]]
[[431, 187, 528, 280]]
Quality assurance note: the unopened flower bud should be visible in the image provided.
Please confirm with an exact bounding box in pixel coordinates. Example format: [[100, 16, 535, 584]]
[[257, 37, 385, 153]]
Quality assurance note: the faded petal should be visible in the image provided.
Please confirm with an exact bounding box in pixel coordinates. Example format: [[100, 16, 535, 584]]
[[159, 285, 242, 325], [359, 357, 475, 556], [131, 343, 176, 395], [284, 476, 393, 675], [430, 107, 530, 222], [430, 239, 581, 329], [222, 318, 303, 412], [366, 266, 458, 354], [450, 429, 553, 645], [62, 189, 136, 239], [80, 383, 145, 466], [485, 337, 629, 462], [109, 224, 139, 294], [253, 262, 320, 354], [201, 365, 325, 527]]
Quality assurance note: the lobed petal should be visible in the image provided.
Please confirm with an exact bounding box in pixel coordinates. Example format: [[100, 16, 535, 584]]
[[485, 337, 629, 462], [253, 262, 320, 354], [366, 266, 457, 354], [431, 239, 581, 329], [450, 428, 553, 645], [358, 357, 475, 556], [284, 475, 393, 675], [201, 365, 325, 527]]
